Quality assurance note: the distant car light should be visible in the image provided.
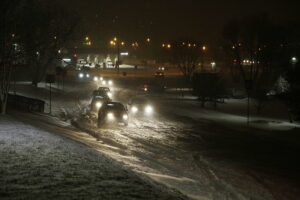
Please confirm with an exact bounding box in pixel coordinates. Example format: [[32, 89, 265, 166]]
[[107, 113, 114, 120], [96, 102, 102, 108], [102, 80, 107, 85], [108, 80, 113, 86], [86, 74, 90, 78], [145, 105, 153, 114], [79, 73, 84, 78], [100, 77, 103, 81], [131, 106, 138, 113], [123, 114, 128, 120], [144, 87, 148, 92], [94, 76, 98, 81]]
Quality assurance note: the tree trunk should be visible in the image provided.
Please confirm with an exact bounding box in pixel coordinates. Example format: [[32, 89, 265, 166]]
[[1, 94, 8, 115]]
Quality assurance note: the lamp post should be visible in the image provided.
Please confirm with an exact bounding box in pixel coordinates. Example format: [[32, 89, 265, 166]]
[[110, 37, 124, 73], [201, 46, 206, 72]]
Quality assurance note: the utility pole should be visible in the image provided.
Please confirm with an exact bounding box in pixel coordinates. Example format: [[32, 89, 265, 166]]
[[117, 42, 120, 74], [49, 82, 52, 114]]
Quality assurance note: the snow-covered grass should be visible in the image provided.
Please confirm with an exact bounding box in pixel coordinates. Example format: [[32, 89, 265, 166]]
[[0, 115, 186, 200]]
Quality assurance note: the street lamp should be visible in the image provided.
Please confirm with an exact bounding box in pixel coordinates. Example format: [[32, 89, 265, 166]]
[[201, 46, 207, 71], [211, 62, 216, 71], [110, 37, 124, 73], [291, 57, 298, 64]]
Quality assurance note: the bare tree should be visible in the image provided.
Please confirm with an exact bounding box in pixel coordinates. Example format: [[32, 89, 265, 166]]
[[0, 0, 20, 114], [223, 14, 285, 116], [18, 0, 80, 86], [171, 39, 201, 84]]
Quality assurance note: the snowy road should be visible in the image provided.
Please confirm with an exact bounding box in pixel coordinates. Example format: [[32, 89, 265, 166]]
[[12, 80, 300, 200]]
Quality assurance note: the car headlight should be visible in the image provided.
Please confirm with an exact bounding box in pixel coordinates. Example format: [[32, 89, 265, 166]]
[[86, 74, 90, 78], [102, 80, 106, 85], [123, 114, 128, 120], [131, 106, 138, 113], [145, 105, 153, 114], [79, 73, 84, 78], [107, 113, 114, 120], [144, 87, 148, 92], [107, 92, 112, 98], [94, 76, 98, 81], [108, 80, 113, 85], [96, 102, 102, 108], [100, 77, 103, 81]]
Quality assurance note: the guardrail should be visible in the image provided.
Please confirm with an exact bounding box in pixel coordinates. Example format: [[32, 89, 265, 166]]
[[8, 94, 45, 113]]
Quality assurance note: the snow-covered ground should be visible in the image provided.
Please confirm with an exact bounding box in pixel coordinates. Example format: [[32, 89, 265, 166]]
[[9, 80, 300, 200], [0, 114, 186, 199]]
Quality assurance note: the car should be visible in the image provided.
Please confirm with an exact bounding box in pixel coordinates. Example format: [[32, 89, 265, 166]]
[[128, 96, 154, 116], [92, 90, 111, 100], [98, 87, 110, 92], [97, 102, 129, 127], [93, 76, 104, 82], [78, 71, 90, 79], [90, 96, 111, 112], [138, 84, 149, 92], [98, 87, 112, 98], [138, 83, 165, 93], [154, 71, 164, 77]]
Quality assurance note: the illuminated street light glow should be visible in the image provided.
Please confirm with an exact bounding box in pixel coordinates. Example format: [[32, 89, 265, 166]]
[[121, 42, 125, 46], [211, 62, 216, 70], [94, 77, 98, 81], [120, 52, 129, 56], [291, 57, 297, 64], [167, 44, 171, 48], [202, 46, 206, 51], [108, 80, 113, 86], [85, 36, 89, 41], [113, 37, 117, 41], [146, 38, 150, 42]]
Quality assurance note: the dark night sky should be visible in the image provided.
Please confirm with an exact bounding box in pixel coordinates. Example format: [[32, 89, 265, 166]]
[[65, 0, 299, 45]]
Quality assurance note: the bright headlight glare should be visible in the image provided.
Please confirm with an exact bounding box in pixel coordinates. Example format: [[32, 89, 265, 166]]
[[144, 87, 148, 92], [107, 113, 114, 120], [145, 105, 153, 114], [79, 73, 84, 78], [108, 80, 113, 85], [100, 77, 103, 81], [96, 102, 102, 108], [123, 114, 128, 120], [86, 74, 90, 78], [94, 77, 98, 81], [131, 106, 138, 113], [102, 81, 106, 85]]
